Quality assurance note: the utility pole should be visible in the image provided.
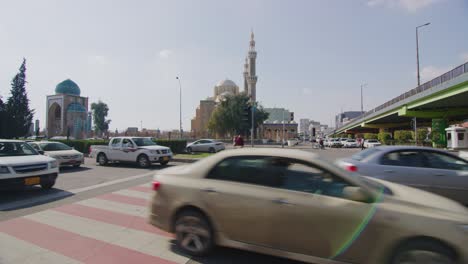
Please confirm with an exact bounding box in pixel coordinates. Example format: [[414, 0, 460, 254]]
[[415, 22, 430, 145], [282, 110, 285, 148], [176, 77, 183, 139]]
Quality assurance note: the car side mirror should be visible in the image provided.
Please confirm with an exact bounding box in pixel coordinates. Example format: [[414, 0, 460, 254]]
[[342, 186, 372, 203], [38, 150, 45, 155]]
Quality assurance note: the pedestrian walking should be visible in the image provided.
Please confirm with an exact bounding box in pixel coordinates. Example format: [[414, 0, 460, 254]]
[[234, 134, 244, 148]]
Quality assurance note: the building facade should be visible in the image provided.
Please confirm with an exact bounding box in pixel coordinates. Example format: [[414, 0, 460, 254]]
[[46, 79, 90, 139], [261, 108, 298, 141], [335, 111, 365, 128]]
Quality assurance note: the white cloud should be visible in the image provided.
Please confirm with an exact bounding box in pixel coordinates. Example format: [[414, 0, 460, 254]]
[[461, 52, 468, 62], [159, 49, 173, 59], [419, 65, 451, 82], [367, 0, 441, 12], [87, 55, 107, 65]]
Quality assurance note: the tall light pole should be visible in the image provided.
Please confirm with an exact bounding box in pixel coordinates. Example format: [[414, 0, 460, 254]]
[[415, 22, 430, 145], [282, 110, 285, 148], [176, 77, 182, 139], [360, 83, 368, 113]]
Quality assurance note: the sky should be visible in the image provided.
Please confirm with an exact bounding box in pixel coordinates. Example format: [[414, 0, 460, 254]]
[[0, 0, 467, 131]]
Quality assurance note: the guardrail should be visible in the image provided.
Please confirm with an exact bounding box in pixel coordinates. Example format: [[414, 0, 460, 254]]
[[337, 62, 468, 130]]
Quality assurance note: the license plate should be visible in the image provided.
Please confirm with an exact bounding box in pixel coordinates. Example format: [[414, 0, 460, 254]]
[[25, 177, 40, 185], [163, 156, 169, 161]]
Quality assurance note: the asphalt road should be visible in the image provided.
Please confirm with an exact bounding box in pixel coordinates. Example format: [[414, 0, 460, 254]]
[[0, 146, 360, 264]]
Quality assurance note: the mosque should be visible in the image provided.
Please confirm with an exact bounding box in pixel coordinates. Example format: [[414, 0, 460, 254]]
[[191, 31, 258, 138], [46, 79, 92, 139]]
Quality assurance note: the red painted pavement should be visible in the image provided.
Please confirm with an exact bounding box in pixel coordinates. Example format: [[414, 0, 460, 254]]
[[128, 185, 153, 193], [0, 218, 176, 264], [96, 193, 148, 207], [53, 203, 173, 238]]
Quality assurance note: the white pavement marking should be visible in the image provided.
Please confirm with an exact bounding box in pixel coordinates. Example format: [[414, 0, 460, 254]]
[[77, 198, 149, 217], [0, 233, 81, 264], [114, 189, 152, 199], [25, 210, 188, 264], [0, 171, 154, 211]]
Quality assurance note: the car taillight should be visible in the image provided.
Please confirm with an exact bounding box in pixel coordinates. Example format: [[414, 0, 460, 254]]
[[152, 181, 161, 191], [345, 165, 358, 172]]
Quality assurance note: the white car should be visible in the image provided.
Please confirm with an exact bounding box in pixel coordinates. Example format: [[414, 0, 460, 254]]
[[89, 137, 172, 168], [364, 139, 382, 148], [343, 139, 358, 148], [0, 140, 59, 190], [186, 139, 225, 153], [28, 141, 84, 168], [340, 138, 349, 146]]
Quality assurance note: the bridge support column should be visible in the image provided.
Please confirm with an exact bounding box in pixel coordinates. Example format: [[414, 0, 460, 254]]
[[432, 118, 447, 148]]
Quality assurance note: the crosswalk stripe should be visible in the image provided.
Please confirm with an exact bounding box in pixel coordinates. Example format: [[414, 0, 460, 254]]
[[0, 233, 81, 264], [53, 203, 172, 237], [96, 193, 148, 207], [114, 189, 152, 199], [128, 185, 153, 193], [77, 198, 149, 217], [24, 210, 188, 264], [0, 217, 177, 264]]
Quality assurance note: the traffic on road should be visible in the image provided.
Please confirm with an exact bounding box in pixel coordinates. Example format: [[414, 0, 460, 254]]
[[1, 139, 468, 264]]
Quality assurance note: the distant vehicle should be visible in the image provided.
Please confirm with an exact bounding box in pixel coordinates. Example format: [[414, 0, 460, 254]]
[[330, 138, 342, 148], [363, 139, 381, 148], [89, 137, 172, 168], [149, 148, 468, 264], [0, 140, 59, 190], [343, 139, 358, 148], [337, 146, 468, 205], [28, 141, 84, 168], [26, 135, 46, 140], [49, 136, 72, 140], [340, 138, 349, 146], [186, 139, 225, 153]]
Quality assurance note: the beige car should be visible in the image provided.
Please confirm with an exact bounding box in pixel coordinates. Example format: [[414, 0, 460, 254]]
[[149, 148, 468, 264]]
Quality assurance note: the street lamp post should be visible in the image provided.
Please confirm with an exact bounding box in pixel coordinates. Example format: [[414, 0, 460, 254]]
[[176, 77, 183, 139], [282, 110, 285, 148], [360, 83, 368, 113], [415, 22, 430, 145]]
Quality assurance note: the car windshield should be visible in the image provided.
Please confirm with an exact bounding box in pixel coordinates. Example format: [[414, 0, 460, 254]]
[[351, 148, 381, 161], [40, 142, 72, 151], [0, 142, 38, 156], [132, 138, 156, 146], [347, 139, 355, 142]]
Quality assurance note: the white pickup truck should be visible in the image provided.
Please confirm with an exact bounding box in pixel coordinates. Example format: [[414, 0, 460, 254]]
[[89, 137, 173, 168]]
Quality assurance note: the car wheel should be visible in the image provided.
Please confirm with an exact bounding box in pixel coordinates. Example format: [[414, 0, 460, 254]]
[[209, 147, 215, 153], [187, 147, 192, 153], [137, 154, 150, 168], [98, 153, 108, 166], [175, 210, 214, 256], [41, 180, 55, 190], [73, 164, 81, 168], [390, 241, 456, 264]]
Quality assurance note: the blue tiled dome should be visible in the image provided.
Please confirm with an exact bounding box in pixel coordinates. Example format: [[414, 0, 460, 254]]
[[55, 79, 81, 96]]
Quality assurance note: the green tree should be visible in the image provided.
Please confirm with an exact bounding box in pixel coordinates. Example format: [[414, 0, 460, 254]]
[[5, 58, 34, 138], [91, 100, 111, 136], [208, 94, 269, 138], [0, 95, 5, 138], [394, 130, 413, 144], [378, 132, 392, 145], [364, 133, 378, 140]]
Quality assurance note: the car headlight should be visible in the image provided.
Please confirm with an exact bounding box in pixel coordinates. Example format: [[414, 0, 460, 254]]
[[150, 150, 160, 154], [0, 166, 10, 174], [49, 160, 58, 169]]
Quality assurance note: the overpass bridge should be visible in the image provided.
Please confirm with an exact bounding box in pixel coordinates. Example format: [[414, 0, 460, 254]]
[[334, 62, 468, 145]]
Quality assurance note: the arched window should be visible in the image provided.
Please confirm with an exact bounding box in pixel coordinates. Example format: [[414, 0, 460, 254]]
[[54, 105, 61, 119]]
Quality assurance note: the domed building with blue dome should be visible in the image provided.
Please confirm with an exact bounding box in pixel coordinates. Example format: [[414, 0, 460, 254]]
[[46, 79, 91, 139]]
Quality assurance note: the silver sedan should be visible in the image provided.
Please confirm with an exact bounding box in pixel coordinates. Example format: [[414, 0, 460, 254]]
[[337, 146, 468, 205], [186, 139, 225, 153]]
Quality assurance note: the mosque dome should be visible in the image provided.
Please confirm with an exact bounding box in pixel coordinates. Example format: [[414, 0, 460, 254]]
[[55, 79, 81, 96], [216, 79, 237, 87]]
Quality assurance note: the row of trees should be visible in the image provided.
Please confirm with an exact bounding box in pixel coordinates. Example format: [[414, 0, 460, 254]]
[[0, 59, 34, 139], [335, 129, 430, 145], [207, 94, 269, 138]]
